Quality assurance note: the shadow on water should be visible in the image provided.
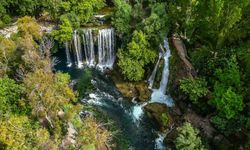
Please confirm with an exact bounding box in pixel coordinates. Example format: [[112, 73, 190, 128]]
[[54, 48, 159, 150]]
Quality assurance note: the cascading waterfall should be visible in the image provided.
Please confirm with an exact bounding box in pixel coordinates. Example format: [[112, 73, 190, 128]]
[[73, 30, 83, 68], [65, 41, 72, 67], [133, 38, 174, 121], [150, 39, 174, 107], [82, 29, 95, 67], [97, 28, 115, 70], [148, 53, 162, 89], [67, 28, 115, 70], [131, 38, 174, 150]]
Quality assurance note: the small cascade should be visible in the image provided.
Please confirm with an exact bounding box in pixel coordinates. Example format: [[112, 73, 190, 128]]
[[150, 39, 174, 107], [131, 102, 148, 122], [73, 30, 83, 68], [155, 133, 167, 150], [82, 29, 95, 67], [148, 53, 162, 89], [65, 41, 72, 67], [97, 28, 115, 70]]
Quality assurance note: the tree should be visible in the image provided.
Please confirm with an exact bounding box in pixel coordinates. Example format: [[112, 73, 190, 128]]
[[77, 117, 110, 150], [167, 0, 250, 48], [210, 56, 243, 119], [23, 69, 76, 127], [0, 37, 17, 76], [0, 115, 50, 150], [0, 77, 24, 114], [211, 85, 243, 119], [51, 17, 73, 43], [180, 77, 208, 104], [143, 2, 169, 46], [17, 16, 42, 40], [112, 0, 132, 36], [56, 0, 105, 25], [118, 30, 156, 81], [175, 122, 206, 150]]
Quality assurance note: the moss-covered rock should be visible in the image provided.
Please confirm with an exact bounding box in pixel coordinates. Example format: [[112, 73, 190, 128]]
[[144, 103, 173, 130], [108, 67, 151, 102]]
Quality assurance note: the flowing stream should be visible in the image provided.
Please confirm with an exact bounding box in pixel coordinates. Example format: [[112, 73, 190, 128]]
[[55, 51, 157, 149], [131, 38, 174, 149], [58, 30, 173, 149]]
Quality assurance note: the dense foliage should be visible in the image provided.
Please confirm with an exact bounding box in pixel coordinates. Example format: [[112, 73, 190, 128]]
[[167, 0, 250, 148], [118, 30, 156, 81], [0, 16, 111, 149], [180, 78, 208, 104], [175, 122, 205, 150], [0, 0, 250, 149]]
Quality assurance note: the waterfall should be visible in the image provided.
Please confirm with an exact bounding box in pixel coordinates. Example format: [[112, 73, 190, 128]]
[[148, 53, 162, 89], [65, 41, 72, 67], [73, 30, 83, 68], [67, 28, 115, 70], [82, 29, 95, 67], [159, 40, 171, 93], [97, 28, 115, 70], [132, 38, 174, 123], [150, 38, 174, 107]]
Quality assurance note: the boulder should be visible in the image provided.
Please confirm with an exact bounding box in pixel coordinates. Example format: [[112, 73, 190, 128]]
[[144, 103, 173, 130]]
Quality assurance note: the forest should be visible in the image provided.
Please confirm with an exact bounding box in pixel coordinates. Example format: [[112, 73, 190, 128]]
[[0, 0, 249, 150]]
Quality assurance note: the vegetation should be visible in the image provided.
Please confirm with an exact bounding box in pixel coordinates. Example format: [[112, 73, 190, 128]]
[[0, 0, 249, 149], [118, 30, 156, 81], [175, 122, 206, 150], [180, 77, 208, 104], [0, 16, 111, 149]]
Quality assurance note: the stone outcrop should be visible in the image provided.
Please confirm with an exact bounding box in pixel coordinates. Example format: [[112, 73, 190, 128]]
[[171, 34, 196, 79], [109, 68, 151, 102], [0, 22, 55, 38], [144, 103, 173, 130]]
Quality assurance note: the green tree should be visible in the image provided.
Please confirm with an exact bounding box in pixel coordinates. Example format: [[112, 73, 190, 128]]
[[175, 122, 206, 150], [211, 85, 243, 119], [180, 77, 208, 104], [77, 117, 110, 150], [210, 56, 243, 119], [143, 2, 169, 46], [0, 115, 50, 150], [112, 0, 132, 36], [57, 0, 105, 25], [52, 17, 73, 43], [23, 70, 76, 127], [0, 37, 17, 76], [118, 30, 156, 81], [168, 0, 250, 48], [17, 16, 42, 40], [0, 77, 24, 114]]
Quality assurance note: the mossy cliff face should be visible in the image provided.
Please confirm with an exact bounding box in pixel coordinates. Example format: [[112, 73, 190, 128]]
[[168, 35, 196, 102]]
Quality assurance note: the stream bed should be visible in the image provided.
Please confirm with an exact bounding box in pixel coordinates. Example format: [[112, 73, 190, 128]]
[[54, 49, 166, 150]]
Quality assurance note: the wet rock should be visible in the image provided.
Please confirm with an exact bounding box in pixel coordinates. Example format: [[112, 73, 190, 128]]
[[135, 82, 151, 102], [109, 68, 151, 102], [144, 103, 173, 130]]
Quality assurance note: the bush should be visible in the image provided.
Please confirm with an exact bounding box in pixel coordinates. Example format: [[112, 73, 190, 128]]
[[175, 122, 206, 150], [180, 77, 208, 104], [0, 77, 24, 114]]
